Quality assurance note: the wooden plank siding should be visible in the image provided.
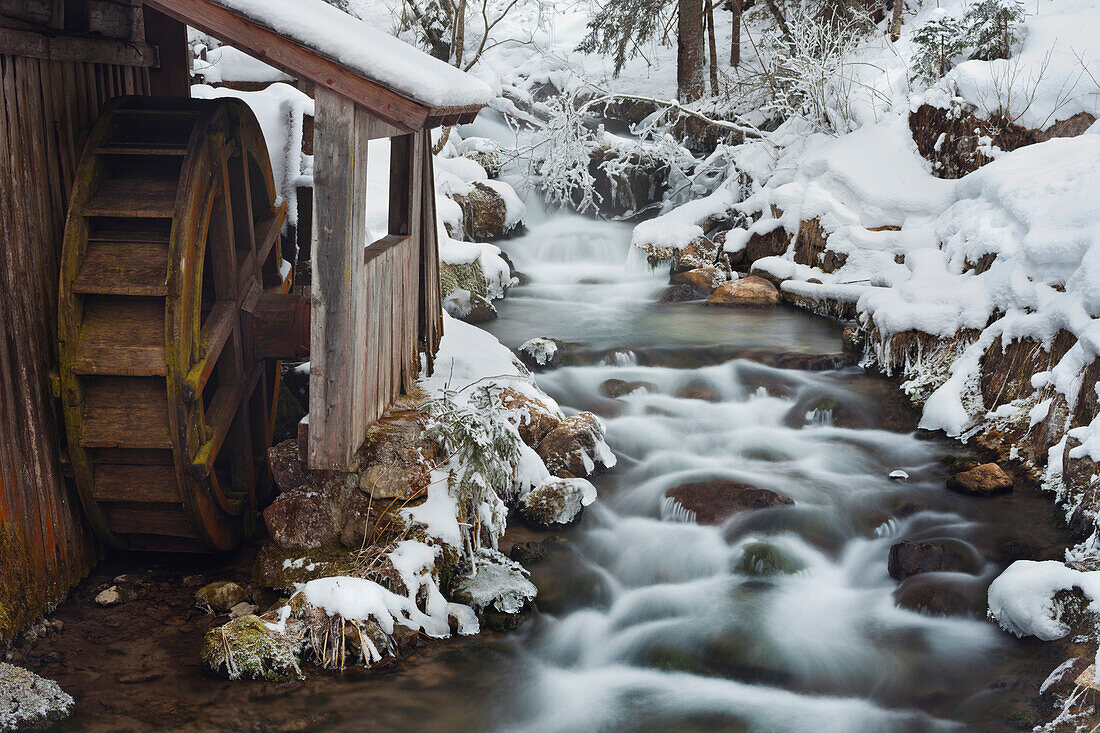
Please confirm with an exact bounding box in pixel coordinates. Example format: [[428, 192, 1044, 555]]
[[0, 51, 150, 643], [307, 87, 435, 470]]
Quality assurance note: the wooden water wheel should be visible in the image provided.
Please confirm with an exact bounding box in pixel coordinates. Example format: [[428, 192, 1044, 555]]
[[58, 96, 309, 552]]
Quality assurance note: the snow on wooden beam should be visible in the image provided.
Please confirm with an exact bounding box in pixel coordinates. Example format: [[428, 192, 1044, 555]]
[[142, 0, 482, 130]]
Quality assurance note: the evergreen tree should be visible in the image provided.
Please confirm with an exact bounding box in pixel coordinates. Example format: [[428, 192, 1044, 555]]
[[911, 10, 965, 83], [576, 0, 672, 76], [966, 0, 1025, 61]]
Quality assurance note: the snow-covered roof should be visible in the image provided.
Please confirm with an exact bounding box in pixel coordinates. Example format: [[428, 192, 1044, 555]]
[[214, 0, 491, 108], [146, 0, 491, 128]]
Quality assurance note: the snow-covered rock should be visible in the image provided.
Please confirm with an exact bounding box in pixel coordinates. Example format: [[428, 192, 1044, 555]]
[[518, 337, 565, 370], [519, 478, 597, 527], [536, 412, 616, 478], [0, 663, 73, 731]]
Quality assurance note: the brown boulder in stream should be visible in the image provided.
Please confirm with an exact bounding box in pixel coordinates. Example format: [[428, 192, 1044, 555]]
[[665, 479, 793, 525], [887, 539, 984, 580], [498, 387, 560, 448], [706, 276, 780, 307], [947, 462, 1013, 496], [536, 412, 612, 478]]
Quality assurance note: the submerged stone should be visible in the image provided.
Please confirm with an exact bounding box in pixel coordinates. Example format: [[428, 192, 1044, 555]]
[[887, 539, 984, 580], [735, 542, 807, 576], [665, 479, 794, 525], [195, 581, 248, 613]]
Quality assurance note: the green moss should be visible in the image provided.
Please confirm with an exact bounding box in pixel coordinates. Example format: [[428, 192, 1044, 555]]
[[201, 614, 302, 681], [0, 521, 38, 646], [440, 260, 489, 299]]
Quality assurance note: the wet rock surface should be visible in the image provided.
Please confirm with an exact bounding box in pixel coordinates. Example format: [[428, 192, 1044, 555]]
[[194, 581, 249, 614], [536, 412, 613, 478], [948, 462, 1014, 496], [665, 479, 794, 525], [887, 539, 984, 580], [706, 276, 780, 307]]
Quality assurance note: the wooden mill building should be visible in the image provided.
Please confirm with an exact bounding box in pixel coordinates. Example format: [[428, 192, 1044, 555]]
[[0, 0, 489, 642]]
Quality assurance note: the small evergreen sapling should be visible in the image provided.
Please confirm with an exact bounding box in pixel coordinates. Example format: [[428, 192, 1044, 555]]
[[423, 386, 520, 549], [966, 0, 1025, 61], [911, 10, 966, 84]]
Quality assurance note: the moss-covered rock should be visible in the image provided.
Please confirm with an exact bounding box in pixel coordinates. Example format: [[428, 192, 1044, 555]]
[[195, 581, 248, 613], [440, 260, 490, 301], [735, 542, 807, 577], [519, 478, 595, 527], [201, 614, 302, 681]]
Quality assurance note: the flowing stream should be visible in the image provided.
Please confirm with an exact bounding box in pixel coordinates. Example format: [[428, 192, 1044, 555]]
[[36, 185, 1072, 733], [469, 199, 1070, 732]]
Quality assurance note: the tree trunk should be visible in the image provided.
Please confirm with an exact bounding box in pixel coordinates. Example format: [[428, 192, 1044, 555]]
[[729, 0, 741, 67], [706, 0, 719, 94], [677, 0, 706, 102], [452, 0, 467, 67], [763, 0, 793, 43], [889, 0, 903, 41]]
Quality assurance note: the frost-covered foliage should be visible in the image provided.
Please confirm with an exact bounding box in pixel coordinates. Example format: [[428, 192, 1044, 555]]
[[966, 0, 1026, 61], [532, 92, 603, 213], [451, 547, 537, 613], [423, 386, 521, 544], [0, 663, 73, 730], [764, 6, 875, 133], [911, 11, 967, 84]]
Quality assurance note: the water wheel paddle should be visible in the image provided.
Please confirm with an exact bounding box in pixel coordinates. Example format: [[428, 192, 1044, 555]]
[[58, 96, 302, 552]]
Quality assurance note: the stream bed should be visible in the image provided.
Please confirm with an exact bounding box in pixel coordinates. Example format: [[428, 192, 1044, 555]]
[[24, 200, 1075, 732]]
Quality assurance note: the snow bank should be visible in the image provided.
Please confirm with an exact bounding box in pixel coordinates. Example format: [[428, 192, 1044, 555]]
[[213, 0, 491, 108]]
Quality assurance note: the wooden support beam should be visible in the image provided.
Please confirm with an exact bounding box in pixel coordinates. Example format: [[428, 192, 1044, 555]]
[[0, 26, 158, 66], [308, 86, 370, 470], [249, 292, 310, 361], [142, 5, 189, 96]]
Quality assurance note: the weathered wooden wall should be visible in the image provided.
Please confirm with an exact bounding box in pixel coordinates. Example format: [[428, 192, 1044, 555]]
[[307, 86, 442, 470], [0, 49, 151, 643]]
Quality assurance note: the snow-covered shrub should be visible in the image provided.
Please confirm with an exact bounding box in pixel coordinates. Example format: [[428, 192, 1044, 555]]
[[532, 92, 603, 213], [965, 0, 1025, 61], [911, 10, 966, 84], [764, 6, 875, 133], [423, 386, 521, 547]]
